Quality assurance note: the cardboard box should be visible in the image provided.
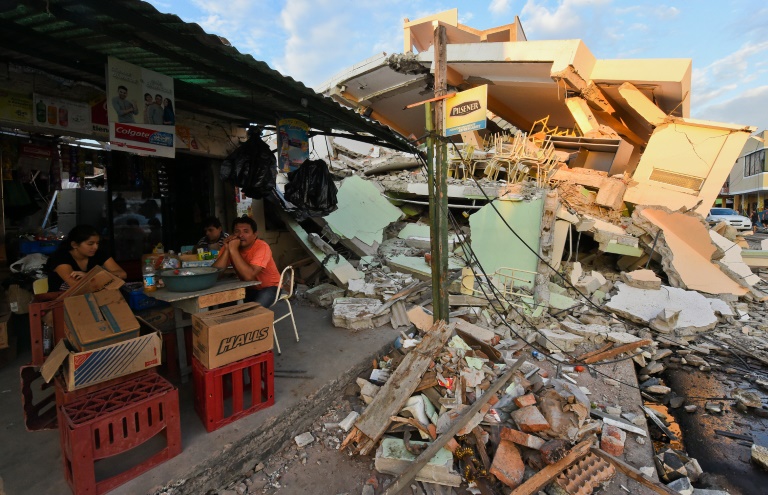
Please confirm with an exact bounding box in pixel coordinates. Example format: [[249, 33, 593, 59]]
[[192, 302, 273, 370], [56, 266, 125, 300], [64, 289, 140, 351], [41, 332, 162, 391], [135, 304, 175, 333], [8, 284, 33, 314], [0, 312, 10, 349]]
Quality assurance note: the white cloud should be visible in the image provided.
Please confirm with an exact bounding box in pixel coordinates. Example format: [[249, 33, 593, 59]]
[[695, 85, 768, 131], [652, 5, 680, 20], [520, 0, 611, 39], [692, 40, 768, 107], [489, 0, 513, 15], [275, 0, 408, 87]]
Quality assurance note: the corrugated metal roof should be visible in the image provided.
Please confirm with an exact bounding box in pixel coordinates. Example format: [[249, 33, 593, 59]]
[[0, 0, 413, 151]]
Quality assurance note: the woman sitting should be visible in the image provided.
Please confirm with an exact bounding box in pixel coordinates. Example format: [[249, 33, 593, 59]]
[[45, 225, 127, 292]]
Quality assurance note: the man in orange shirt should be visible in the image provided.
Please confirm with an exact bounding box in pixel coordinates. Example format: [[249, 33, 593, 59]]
[[213, 216, 281, 307]]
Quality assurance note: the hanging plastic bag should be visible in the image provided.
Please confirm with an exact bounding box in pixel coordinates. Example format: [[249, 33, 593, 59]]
[[221, 136, 277, 198], [284, 159, 338, 219]]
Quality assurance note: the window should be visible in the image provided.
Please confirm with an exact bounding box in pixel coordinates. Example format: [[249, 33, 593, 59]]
[[744, 149, 766, 177]]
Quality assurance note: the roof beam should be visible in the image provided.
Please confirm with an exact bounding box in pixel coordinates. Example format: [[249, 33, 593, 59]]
[[617, 82, 668, 127], [551, 65, 646, 147]]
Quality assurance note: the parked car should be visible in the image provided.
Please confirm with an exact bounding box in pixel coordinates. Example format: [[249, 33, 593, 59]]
[[706, 208, 752, 231]]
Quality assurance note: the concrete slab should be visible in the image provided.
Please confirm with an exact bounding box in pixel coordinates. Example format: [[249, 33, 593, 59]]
[[0, 303, 400, 495], [323, 175, 403, 247], [709, 230, 760, 286], [606, 282, 718, 334], [634, 207, 748, 296]]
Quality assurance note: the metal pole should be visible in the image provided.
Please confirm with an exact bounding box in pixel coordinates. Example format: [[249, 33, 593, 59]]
[[433, 25, 449, 321]]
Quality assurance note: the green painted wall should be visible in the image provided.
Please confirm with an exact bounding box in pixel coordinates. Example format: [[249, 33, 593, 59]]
[[468, 198, 544, 283], [324, 176, 403, 247]]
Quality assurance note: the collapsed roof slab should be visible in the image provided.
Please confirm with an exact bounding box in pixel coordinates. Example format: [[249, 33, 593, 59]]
[[278, 211, 362, 287], [378, 179, 508, 201], [468, 194, 544, 283], [634, 207, 748, 296], [322, 34, 691, 148], [624, 120, 755, 217], [605, 282, 720, 335], [592, 59, 692, 119]]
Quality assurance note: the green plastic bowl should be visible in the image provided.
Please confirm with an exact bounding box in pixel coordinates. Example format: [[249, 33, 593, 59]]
[[159, 267, 222, 292]]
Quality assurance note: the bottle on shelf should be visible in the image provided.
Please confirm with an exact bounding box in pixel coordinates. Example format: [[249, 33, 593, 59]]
[[35, 100, 46, 123], [42, 322, 53, 356], [143, 259, 157, 292]]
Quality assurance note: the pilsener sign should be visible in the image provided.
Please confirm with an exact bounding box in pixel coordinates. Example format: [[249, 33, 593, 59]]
[[444, 85, 487, 136]]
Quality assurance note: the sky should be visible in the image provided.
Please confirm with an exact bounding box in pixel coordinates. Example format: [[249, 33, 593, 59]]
[[146, 0, 768, 133]]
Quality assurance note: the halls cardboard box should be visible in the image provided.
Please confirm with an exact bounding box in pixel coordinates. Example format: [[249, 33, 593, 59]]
[[192, 302, 273, 370], [64, 289, 140, 351], [41, 332, 162, 391], [56, 266, 125, 300]]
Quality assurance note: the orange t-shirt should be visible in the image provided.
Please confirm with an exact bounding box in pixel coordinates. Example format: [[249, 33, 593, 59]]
[[238, 239, 281, 288]]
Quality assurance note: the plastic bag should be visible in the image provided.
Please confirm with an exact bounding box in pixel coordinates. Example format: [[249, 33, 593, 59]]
[[10, 253, 48, 274], [220, 136, 277, 198], [284, 159, 339, 219]]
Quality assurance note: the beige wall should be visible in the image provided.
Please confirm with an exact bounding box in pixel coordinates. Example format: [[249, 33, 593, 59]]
[[624, 121, 753, 215]]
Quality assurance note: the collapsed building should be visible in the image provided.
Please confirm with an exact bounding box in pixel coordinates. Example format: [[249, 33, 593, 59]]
[[257, 8, 767, 495]]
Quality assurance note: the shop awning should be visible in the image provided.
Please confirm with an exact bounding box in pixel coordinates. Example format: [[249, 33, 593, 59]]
[[0, 0, 413, 151]]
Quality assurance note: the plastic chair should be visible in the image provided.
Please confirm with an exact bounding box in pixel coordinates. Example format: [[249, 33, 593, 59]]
[[33, 277, 48, 295], [271, 266, 298, 355]]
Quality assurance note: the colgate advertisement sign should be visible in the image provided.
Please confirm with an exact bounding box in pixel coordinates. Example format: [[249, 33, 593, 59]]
[[107, 57, 175, 158], [115, 123, 173, 147], [110, 122, 175, 158]]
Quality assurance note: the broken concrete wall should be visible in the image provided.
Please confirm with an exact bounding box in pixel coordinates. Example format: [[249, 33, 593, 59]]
[[624, 121, 754, 216], [632, 206, 748, 296], [323, 175, 404, 251], [468, 189, 544, 286]]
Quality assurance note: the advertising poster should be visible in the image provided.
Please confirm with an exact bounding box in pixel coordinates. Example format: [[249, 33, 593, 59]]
[[444, 85, 488, 137], [277, 117, 309, 172], [91, 97, 109, 139], [107, 56, 175, 158], [33, 94, 92, 135], [0, 90, 33, 125]]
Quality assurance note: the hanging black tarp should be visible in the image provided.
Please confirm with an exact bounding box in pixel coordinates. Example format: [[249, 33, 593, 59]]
[[220, 135, 277, 199], [284, 159, 338, 219]]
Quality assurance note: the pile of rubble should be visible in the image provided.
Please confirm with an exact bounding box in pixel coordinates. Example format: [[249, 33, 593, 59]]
[[267, 123, 768, 493]]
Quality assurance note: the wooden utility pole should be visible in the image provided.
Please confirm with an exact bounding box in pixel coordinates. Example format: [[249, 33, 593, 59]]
[[428, 24, 449, 322]]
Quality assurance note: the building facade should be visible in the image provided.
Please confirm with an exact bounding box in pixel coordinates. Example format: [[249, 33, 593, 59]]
[[724, 130, 768, 215]]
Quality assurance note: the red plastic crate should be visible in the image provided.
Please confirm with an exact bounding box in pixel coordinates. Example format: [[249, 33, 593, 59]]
[[192, 351, 275, 433], [58, 373, 182, 495]]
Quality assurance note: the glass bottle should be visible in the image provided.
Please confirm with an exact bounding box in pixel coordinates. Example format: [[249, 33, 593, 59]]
[[43, 322, 53, 356], [143, 259, 157, 292]]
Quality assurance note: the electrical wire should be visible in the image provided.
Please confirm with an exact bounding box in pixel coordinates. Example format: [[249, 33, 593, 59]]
[[407, 136, 751, 401]]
